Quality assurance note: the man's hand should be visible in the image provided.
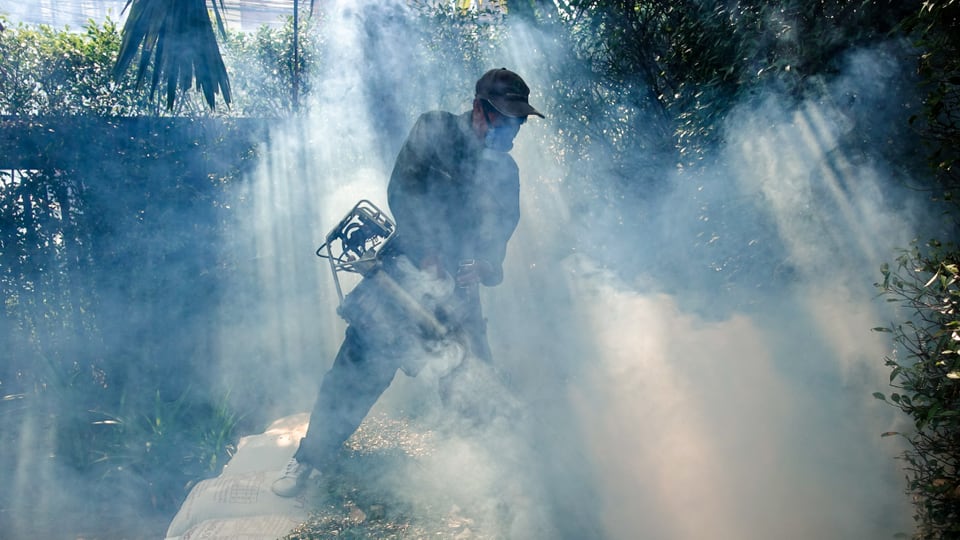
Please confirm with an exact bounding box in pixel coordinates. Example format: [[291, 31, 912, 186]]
[[456, 259, 494, 287]]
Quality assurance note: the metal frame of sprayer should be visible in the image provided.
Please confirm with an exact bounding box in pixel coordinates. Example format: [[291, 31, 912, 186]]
[[315, 199, 397, 305]]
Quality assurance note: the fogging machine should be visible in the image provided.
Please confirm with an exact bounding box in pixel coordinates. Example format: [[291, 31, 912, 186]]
[[315, 199, 463, 343]]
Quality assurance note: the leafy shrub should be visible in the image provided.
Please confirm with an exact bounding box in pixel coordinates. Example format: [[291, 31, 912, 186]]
[[876, 243, 960, 539]]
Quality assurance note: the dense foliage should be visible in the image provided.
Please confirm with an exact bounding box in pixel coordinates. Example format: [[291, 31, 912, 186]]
[[901, 0, 960, 207], [0, 116, 265, 529], [877, 245, 960, 539], [0, 14, 319, 117], [0, 17, 151, 115], [222, 15, 320, 116], [0, 15, 278, 531], [872, 2, 960, 538]]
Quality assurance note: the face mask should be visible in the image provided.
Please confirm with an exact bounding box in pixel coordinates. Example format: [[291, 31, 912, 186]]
[[484, 124, 520, 152]]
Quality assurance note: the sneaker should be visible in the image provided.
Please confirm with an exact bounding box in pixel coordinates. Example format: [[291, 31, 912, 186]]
[[271, 456, 312, 497]]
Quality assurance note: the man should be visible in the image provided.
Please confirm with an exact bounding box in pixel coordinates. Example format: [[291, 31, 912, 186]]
[[272, 68, 543, 497]]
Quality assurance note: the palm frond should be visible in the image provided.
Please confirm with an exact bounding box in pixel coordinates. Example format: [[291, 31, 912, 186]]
[[114, 0, 231, 111]]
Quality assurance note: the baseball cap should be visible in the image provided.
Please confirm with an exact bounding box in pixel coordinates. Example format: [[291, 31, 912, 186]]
[[475, 68, 544, 119]]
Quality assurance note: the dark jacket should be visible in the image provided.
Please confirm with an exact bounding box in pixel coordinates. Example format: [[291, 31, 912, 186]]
[[386, 110, 521, 285]]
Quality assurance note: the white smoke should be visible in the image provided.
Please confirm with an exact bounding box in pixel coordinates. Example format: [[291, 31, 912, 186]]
[[211, 4, 925, 539], [486, 25, 920, 539]]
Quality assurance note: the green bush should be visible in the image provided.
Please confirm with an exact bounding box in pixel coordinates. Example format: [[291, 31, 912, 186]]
[[875, 4, 960, 536], [876, 243, 960, 539], [0, 16, 153, 115]]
